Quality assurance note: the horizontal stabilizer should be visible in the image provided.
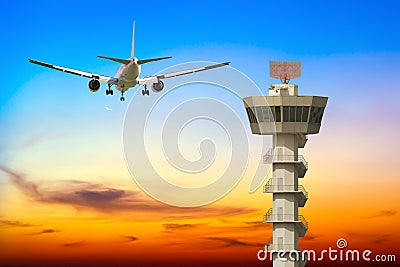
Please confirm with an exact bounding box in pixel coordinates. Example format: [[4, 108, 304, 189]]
[[97, 56, 131, 65], [137, 56, 172, 65]]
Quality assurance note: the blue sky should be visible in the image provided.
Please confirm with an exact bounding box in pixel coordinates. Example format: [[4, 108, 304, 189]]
[[1, 0, 400, 156], [2, 0, 399, 104]]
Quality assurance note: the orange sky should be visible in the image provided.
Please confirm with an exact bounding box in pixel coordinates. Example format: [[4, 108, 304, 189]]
[[1, 113, 399, 267]]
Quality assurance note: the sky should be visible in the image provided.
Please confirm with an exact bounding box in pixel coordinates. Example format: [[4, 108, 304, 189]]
[[1, 0, 400, 266]]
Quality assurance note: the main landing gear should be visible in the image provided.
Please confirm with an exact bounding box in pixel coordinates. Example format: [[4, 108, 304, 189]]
[[106, 84, 114, 95], [120, 91, 125, 101], [142, 84, 150, 96]]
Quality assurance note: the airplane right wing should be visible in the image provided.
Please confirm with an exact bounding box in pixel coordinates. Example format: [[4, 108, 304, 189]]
[[28, 59, 118, 85], [137, 62, 230, 85]]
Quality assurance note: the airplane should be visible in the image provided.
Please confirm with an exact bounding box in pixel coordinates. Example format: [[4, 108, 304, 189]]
[[28, 22, 230, 101]]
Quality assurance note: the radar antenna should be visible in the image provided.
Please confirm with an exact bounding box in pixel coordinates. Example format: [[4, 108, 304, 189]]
[[270, 61, 301, 84]]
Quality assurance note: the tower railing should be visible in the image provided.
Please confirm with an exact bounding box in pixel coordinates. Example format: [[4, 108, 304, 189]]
[[264, 208, 308, 230], [263, 178, 308, 199], [298, 215, 308, 229], [263, 154, 308, 169]]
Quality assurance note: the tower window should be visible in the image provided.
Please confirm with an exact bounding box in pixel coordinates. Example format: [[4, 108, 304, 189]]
[[275, 106, 281, 122], [310, 106, 319, 123], [289, 106, 296, 122], [246, 107, 258, 123], [263, 107, 273, 122], [302, 106, 309, 122], [296, 106, 302, 122], [317, 107, 325, 123], [283, 106, 289, 122]]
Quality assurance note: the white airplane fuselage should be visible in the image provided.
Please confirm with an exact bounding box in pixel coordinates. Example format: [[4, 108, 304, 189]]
[[115, 58, 141, 91], [28, 23, 230, 101]]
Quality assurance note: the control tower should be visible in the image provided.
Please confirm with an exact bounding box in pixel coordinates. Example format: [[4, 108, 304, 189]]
[[243, 62, 328, 267]]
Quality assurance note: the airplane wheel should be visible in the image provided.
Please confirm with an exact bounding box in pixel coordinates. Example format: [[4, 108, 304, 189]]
[[146, 90, 150, 96], [142, 89, 145, 95], [110, 90, 114, 95], [120, 96, 125, 101], [106, 89, 109, 95]]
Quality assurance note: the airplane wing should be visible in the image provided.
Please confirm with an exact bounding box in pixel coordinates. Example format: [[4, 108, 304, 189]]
[[28, 59, 118, 84], [137, 62, 230, 85]]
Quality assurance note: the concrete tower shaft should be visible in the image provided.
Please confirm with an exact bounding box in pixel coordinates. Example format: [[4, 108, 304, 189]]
[[243, 83, 327, 267]]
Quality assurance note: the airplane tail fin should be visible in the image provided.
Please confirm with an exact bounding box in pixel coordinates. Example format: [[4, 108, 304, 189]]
[[137, 56, 172, 65], [98, 22, 171, 65], [131, 21, 135, 58]]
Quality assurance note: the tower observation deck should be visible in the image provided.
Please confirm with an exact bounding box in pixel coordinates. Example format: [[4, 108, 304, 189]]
[[243, 62, 328, 267]]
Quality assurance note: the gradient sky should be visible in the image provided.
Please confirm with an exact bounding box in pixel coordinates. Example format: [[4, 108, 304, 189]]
[[1, 1, 400, 266]]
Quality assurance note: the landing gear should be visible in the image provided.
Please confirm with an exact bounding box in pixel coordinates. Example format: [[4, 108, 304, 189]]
[[142, 84, 150, 96], [106, 84, 114, 95], [120, 91, 125, 101]]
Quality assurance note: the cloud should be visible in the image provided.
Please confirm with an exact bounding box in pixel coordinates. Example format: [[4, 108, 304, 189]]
[[242, 221, 267, 229], [122, 236, 138, 242], [0, 164, 260, 218], [0, 219, 40, 227], [0, 164, 41, 200], [204, 237, 264, 248], [344, 232, 393, 244], [302, 234, 320, 241], [163, 223, 207, 233], [362, 210, 397, 219], [344, 232, 359, 237], [161, 207, 259, 220], [20, 131, 49, 148], [0, 163, 163, 213], [161, 221, 270, 239], [26, 229, 59, 235], [63, 241, 86, 247], [372, 234, 392, 244]]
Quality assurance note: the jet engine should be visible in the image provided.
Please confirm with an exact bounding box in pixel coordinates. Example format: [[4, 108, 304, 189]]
[[151, 80, 164, 93], [88, 79, 101, 92]]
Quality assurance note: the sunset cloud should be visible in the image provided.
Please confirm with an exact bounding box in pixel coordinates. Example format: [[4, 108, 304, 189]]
[[362, 210, 397, 219], [63, 241, 87, 248], [371, 234, 392, 244], [26, 228, 59, 235], [0, 219, 40, 227], [163, 223, 207, 233], [204, 237, 264, 248], [0, 164, 260, 218], [122, 236, 139, 242]]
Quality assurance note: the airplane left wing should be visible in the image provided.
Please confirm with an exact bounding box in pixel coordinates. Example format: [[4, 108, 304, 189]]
[[137, 62, 230, 85], [28, 59, 117, 84]]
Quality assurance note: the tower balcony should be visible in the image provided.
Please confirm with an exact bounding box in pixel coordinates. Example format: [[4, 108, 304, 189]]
[[264, 178, 308, 207], [263, 154, 308, 177], [263, 208, 308, 237]]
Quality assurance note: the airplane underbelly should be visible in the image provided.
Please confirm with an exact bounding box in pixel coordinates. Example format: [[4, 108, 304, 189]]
[[116, 64, 140, 91]]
